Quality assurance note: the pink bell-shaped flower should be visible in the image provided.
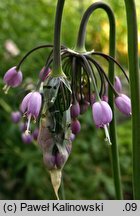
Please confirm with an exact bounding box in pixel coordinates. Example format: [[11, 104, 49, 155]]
[[3, 66, 23, 93], [92, 100, 113, 128], [115, 94, 131, 116], [20, 91, 42, 133]]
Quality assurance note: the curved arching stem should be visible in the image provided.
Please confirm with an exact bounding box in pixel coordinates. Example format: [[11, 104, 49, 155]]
[[76, 2, 123, 199], [124, 0, 140, 199], [16, 45, 53, 70], [76, 2, 115, 52]]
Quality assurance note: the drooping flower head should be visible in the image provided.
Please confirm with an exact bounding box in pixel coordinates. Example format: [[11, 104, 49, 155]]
[[3, 66, 23, 93], [2, 0, 134, 200]]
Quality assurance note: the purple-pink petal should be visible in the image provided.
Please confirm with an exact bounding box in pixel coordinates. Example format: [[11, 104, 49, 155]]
[[27, 92, 42, 118], [39, 67, 51, 81], [114, 76, 122, 93], [92, 102, 103, 127], [20, 92, 32, 113], [92, 101, 112, 127], [101, 101, 112, 124]]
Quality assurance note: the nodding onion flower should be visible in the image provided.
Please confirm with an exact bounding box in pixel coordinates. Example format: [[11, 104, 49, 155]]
[[3, 66, 23, 94], [3, 40, 131, 176], [20, 91, 42, 134]]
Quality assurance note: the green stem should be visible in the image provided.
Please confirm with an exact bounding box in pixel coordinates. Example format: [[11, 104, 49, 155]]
[[52, 0, 65, 76], [81, 56, 101, 101], [76, 2, 123, 199], [107, 6, 123, 200], [124, 0, 140, 199], [16, 45, 53, 70]]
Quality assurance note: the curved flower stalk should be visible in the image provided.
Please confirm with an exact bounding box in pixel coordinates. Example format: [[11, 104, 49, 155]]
[[2, 0, 132, 199], [74, 1, 123, 199], [124, 0, 140, 199]]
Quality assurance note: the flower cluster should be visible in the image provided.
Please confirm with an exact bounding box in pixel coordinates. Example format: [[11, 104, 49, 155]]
[[5, 53, 131, 149]]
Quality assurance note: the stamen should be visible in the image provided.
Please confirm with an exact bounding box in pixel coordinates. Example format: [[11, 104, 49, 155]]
[[39, 82, 44, 93], [3, 85, 10, 94], [3, 84, 7, 90], [33, 117, 36, 124], [104, 125, 112, 145], [25, 114, 32, 134]]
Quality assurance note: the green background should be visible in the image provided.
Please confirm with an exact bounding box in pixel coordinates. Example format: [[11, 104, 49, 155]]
[[0, 0, 139, 199]]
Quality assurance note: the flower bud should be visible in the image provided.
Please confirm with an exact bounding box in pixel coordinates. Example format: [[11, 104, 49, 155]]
[[102, 95, 108, 102], [70, 133, 75, 141], [71, 119, 81, 134], [115, 94, 131, 116], [80, 100, 89, 114], [85, 93, 96, 105], [11, 111, 21, 123], [22, 133, 33, 144], [39, 67, 51, 81], [70, 102, 80, 118], [32, 128, 39, 140], [43, 153, 56, 170], [56, 151, 68, 169], [114, 76, 122, 93]]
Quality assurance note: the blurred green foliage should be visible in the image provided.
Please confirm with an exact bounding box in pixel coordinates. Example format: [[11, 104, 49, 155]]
[[0, 0, 139, 199]]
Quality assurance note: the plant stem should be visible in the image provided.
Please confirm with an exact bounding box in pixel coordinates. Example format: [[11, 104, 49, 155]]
[[81, 55, 101, 101], [124, 0, 140, 199], [52, 0, 65, 76], [16, 45, 53, 70], [76, 2, 123, 199], [107, 5, 123, 200]]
